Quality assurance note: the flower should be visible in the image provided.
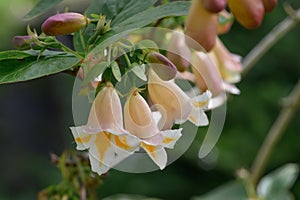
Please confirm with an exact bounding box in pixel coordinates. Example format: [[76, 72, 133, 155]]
[[211, 37, 243, 84], [42, 12, 90, 36], [217, 10, 234, 35], [70, 82, 140, 175], [202, 0, 227, 13], [124, 89, 182, 170], [148, 68, 211, 130], [262, 0, 277, 13], [227, 0, 264, 29], [185, 0, 218, 51]]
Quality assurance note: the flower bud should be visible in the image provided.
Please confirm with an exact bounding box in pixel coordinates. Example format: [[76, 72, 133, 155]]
[[13, 35, 32, 49], [228, 0, 265, 29], [202, 0, 227, 13], [185, 0, 218, 51], [146, 51, 177, 81], [262, 0, 277, 12], [42, 12, 90, 36]]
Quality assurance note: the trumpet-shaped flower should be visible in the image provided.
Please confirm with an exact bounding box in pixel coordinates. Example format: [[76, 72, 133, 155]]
[[148, 68, 211, 130], [212, 37, 243, 84], [124, 89, 182, 170], [70, 82, 140, 175]]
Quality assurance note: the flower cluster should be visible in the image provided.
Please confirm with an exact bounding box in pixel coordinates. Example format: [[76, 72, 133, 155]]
[[71, 66, 211, 174]]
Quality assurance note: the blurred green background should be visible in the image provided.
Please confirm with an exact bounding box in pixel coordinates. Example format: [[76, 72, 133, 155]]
[[0, 0, 299, 199]]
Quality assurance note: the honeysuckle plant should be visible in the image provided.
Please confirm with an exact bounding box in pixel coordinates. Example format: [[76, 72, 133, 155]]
[[1, 0, 299, 199]]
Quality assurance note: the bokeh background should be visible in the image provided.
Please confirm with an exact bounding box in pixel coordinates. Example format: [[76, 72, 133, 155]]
[[0, 0, 299, 199]]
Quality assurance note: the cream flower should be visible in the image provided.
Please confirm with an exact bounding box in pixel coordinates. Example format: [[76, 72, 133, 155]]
[[148, 68, 211, 130], [70, 82, 140, 175], [124, 89, 182, 170]]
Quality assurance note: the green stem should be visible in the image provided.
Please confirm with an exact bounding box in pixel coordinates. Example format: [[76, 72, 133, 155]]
[[251, 78, 300, 185], [242, 6, 300, 74]]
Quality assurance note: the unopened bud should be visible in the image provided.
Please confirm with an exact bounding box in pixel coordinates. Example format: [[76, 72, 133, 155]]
[[228, 0, 265, 29], [262, 0, 277, 12], [42, 12, 90, 36], [202, 0, 227, 13], [217, 10, 234, 35], [186, 0, 218, 51], [146, 51, 177, 81], [13, 35, 32, 49]]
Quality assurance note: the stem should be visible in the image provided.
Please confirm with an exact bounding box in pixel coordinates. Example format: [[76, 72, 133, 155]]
[[242, 6, 300, 74], [251, 78, 300, 185]]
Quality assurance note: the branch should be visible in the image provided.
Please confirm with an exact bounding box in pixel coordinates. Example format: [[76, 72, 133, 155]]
[[242, 5, 300, 74], [251, 77, 300, 185]]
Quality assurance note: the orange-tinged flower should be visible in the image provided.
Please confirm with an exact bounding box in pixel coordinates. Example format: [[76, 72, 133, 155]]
[[148, 68, 211, 129], [217, 10, 234, 35], [124, 89, 182, 170], [185, 0, 218, 51], [70, 83, 140, 175], [228, 0, 265, 29], [212, 37, 243, 84], [42, 12, 90, 36]]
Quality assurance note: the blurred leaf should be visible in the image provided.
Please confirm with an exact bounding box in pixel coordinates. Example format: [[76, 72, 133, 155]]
[[0, 51, 32, 61], [24, 0, 63, 20], [191, 181, 248, 200], [103, 194, 162, 200], [257, 163, 299, 200], [111, 61, 121, 81], [73, 24, 96, 52], [0, 53, 80, 84]]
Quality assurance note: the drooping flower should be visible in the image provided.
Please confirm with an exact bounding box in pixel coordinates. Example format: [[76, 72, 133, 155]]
[[70, 82, 140, 175], [42, 12, 90, 36], [185, 0, 218, 51], [148, 68, 211, 130], [211, 37, 243, 84], [124, 88, 182, 170]]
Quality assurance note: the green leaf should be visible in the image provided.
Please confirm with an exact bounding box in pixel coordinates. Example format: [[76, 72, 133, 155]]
[[0, 54, 80, 84], [86, 0, 157, 26], [90, 1, 190, 55], [24, 0, 63, 20], [0, 51, 33, 61], [131, 63, 147, 81], [257, 163, 299, 200], [111, 61, 121, 81], [82, 62, 108, 85], [73, 24, 96, 52], [191, 181, 248, 200]]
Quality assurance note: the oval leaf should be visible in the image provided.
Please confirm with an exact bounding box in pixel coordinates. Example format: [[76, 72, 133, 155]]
[[111, 61, 121, 82]]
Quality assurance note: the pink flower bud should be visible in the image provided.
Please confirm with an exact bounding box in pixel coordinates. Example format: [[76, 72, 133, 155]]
[[185, 0, 218, 51], [13, 35, 32, 49], [228, 0, 265, 29], [42, 12, 90, 36], [146, 51, 177, 81], [202, 0, 227, 13], [262, 0, 277, 12]]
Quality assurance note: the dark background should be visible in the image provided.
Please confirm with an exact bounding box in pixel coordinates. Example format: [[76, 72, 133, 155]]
[[0, 0, 299, 199]]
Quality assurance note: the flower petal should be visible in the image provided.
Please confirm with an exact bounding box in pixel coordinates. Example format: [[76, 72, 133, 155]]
[[161, 128, 182, 149], [188, 107, 209, 126], [141, 142, 167, 170], [190, 90, 212, 110], [70, 126, 95, 150]]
